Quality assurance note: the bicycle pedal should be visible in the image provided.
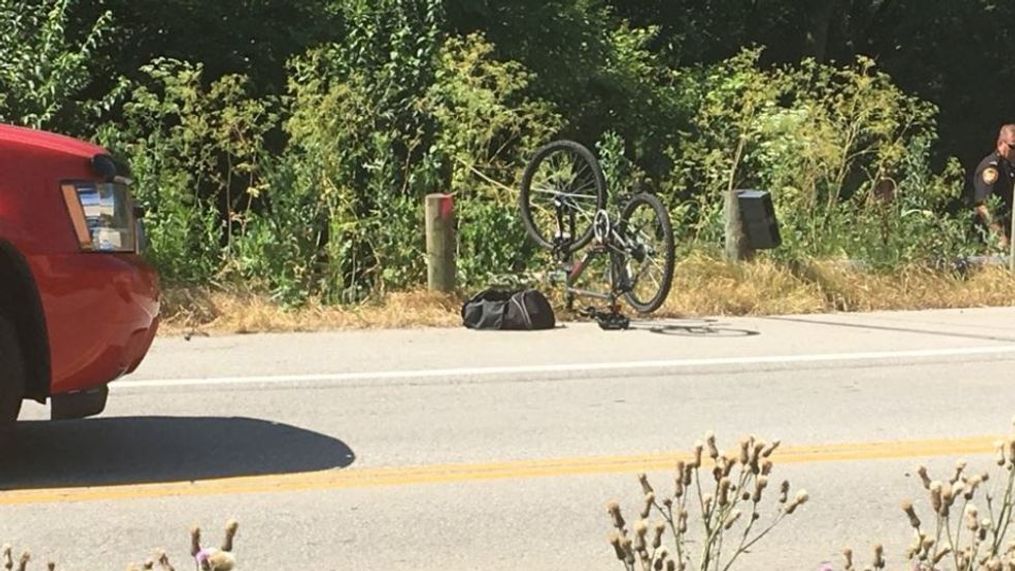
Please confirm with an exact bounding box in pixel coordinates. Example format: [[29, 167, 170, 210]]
[[597, 315, 630, 331]]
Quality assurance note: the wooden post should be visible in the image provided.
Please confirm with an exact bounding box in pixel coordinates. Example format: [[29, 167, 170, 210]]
[[425, 193, 456, 292], [724, 189, 752, 262]]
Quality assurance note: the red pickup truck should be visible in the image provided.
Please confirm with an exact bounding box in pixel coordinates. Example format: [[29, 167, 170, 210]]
[[0, 124, 160, 431]]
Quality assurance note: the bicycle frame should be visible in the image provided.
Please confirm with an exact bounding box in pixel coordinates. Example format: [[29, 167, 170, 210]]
[[550, 198, 632, 309]]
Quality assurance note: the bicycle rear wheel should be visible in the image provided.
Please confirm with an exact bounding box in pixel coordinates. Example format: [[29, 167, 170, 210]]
[[519, 140, 607, 252], [618, 193, 675, 314]]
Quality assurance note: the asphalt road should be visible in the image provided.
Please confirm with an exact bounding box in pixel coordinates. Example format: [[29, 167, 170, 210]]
[[4, 307, 1015, 570]]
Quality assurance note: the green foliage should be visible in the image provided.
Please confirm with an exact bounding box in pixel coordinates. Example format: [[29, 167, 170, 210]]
[[666, 49, 974, 268], [0, 0, 121, 131], [7, 0, 998, 304], [98, 59, 278, 283]]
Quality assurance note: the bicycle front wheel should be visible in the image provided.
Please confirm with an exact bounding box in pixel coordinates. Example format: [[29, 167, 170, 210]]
[[618, 193, 675, 314], [519, 140, 607, 252]]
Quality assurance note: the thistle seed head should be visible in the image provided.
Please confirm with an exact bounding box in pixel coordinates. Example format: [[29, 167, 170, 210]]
[[190, 526, 202, 557], [724, 509, 742, 530], [693, 442, 704, 468], [754, 476, 769, 503], [16, 552, 28, 571], [642, 492, 656, 519], [917, 465, 932, 490], [873, 544, 885, 569], [965, 504, 980, 531], [930, 481, 943, 513], [607, 501, 626, 530], [652, 521, 666, 549], [706, 431, 719, 460], [639, 473, 655, 495], [739, 438, 750, 465], [718, 478, 732, 507], [222, 519, 239, 552], [609, 533, 626, 561], [779, 480, 790, 503], [761, 440, 781, 458], [901, 499, 921, 529], [952, 460, 967, 485]]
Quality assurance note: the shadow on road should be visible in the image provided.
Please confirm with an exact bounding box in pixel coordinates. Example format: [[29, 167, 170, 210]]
[[631, 318, 761, 338], [1, 416, 355, 490], [763, 315, 1015, 343]]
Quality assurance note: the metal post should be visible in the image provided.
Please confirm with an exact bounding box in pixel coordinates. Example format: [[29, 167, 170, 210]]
[[724, 189, 752, 262], [425, 193, 456, 292]]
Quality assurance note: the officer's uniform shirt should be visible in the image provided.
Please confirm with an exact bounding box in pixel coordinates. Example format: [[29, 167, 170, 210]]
[[973, 151, 1015, 236]]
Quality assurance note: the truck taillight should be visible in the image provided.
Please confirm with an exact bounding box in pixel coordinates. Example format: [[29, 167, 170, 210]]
[[61, 181, 138, 252]]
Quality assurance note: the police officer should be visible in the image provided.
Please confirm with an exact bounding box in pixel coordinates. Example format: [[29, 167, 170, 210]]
[[973, 124, 1015, 248]]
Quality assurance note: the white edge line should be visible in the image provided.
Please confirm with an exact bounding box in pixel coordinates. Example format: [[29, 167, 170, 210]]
[[114, 346, 1015, 391]]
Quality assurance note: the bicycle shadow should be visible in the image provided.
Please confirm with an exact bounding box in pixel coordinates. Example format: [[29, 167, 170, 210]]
[[629, 318, 761, 338], [1, 416, 355, 490]]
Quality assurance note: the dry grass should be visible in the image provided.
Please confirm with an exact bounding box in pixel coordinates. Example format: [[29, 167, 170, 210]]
[[159, 287, 463, 336], [158, 258, 1015, 336]]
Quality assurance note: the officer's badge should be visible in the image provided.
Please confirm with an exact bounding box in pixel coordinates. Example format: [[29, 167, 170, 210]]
[[983, 167, 999, 185]]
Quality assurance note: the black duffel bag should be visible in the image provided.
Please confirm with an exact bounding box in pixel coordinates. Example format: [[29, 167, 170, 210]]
[[461, 288, 556, 331]]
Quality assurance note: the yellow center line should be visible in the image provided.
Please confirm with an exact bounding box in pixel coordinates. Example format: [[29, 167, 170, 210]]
[[0, 435, 1001, 506]]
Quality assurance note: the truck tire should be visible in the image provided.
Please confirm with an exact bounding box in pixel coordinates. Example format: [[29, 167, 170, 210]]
[[0, 312, 25, 428]]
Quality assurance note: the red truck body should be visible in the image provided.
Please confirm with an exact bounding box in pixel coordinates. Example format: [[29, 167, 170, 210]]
[[0, 124, 160, 421]]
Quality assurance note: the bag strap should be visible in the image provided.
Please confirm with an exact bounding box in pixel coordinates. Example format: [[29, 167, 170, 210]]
[[510, 292, 533, 329]]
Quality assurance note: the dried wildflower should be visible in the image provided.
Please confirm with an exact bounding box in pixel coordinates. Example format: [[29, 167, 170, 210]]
[[724, 509, 742, 530], [678, 509, 688, 533], [932, 548, 951, 565], [754, 476, 769, 503], [917, 465, 932, 490], [609, 533, 626, 561], [3, 545, 11, 571], [761, 459, 773, 476], [652, 546, 670, 570], [718, 478, 732, 507], [951, 460, 967, 484], [156, 550, 176, 571], [143, 560, 154, 570], [722, 456, 736, 478], [901, 499, 921, 529], [843, 547, 854, 571], [739, 438, 750, 465], [741, 490, 751, 501], [779, 480, 790, 504], [682, 464, 693, 486], [622, 537, 636, 566], [706, 431, 719, 460], [642, 492, 656, 519], [652, 521, 666, 549], [761, 440, 781, 458], [996, 441, 1007, 466], [190, 527, 202, 557], [930, 482, 943, 514], [663, 497, 673, 510], [873, 544, 885, 569], [784, 489, 809, 514], [634, 520, 649, 552], [607, 501, 626, 530], [16, 552, 28, 571], [965, 504, 980, 531], [692, 441, 704, 468], [203, 550, 235, 571], [639, 473, 654, 495], [222, 520, 239, 552]]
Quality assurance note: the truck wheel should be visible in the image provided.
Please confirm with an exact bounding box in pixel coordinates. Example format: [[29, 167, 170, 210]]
[[0, 312, 25, 428]]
